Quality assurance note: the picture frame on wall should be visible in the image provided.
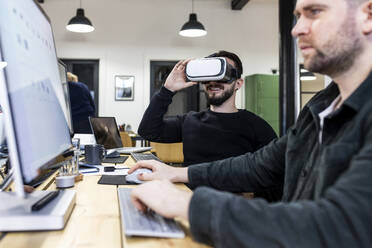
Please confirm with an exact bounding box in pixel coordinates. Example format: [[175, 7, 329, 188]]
[[115, 75, 134, 101]]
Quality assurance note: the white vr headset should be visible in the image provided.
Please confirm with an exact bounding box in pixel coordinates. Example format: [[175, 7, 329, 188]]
[[185, 57, 239, 83]]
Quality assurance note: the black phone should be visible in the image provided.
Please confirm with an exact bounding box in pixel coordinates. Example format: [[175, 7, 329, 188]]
[[104, 166, 116, 172]]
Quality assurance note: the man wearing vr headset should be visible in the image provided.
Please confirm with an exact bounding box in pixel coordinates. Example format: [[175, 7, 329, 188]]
[[138, 51, 279, 200], [138, 51, 277, 165], [130, 0, 372, 247]]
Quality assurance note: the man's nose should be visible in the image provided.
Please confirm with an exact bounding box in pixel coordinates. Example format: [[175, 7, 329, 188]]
[[291, 16, 310, 38]]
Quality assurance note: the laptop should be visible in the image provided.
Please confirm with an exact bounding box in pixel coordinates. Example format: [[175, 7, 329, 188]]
[[89, 117, 151, 154]]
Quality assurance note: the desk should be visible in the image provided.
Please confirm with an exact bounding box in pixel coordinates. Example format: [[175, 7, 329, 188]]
[[0, 156, 209, 248]]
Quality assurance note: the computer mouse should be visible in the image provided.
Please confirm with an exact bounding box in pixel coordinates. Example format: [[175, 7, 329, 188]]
[[125, 168, 152, 184], [106, 150, 120, 158]]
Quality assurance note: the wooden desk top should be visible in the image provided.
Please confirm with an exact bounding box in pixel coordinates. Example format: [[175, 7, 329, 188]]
[[0, 156, 209, 248]]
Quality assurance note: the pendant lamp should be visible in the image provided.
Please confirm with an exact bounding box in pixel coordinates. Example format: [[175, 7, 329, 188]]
[[66, 0, 94, 33], [179, 0, 207, 37]]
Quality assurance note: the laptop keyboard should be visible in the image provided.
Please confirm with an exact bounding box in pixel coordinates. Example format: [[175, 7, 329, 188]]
[[131, 153, 161, 162], [28, 168, 58, 188], [117, 188, 185, 238]]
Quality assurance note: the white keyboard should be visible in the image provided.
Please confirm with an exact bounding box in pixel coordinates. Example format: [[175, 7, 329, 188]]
[[117, 188, 185, 238]]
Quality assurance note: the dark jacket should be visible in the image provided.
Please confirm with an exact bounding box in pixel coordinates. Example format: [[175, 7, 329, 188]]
[[187, 72, 372, 247], [68, 81, 95, 133]]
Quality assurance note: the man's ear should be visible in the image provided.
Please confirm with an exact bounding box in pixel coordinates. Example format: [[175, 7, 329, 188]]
[[235, 78, 244, 91], [361, 1, 372, 35]]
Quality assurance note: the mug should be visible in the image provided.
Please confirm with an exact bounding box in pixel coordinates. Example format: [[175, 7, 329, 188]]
[[85, 144, 106, 165]]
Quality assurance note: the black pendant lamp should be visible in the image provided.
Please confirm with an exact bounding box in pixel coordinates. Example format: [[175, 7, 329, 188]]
[[179, 0, 207, 37], [66, 0, 94, 33]]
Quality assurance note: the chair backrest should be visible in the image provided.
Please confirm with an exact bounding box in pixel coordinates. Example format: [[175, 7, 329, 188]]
[[150, 142, 184, 164], [119, 131, 135, 147]]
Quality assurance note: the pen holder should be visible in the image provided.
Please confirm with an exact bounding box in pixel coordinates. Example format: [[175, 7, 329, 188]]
[[55, 175, 75, 188]]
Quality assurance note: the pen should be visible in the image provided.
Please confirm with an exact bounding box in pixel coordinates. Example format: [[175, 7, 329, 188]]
[[104, 166, 130, 172], [80, 168, 100, 174], [31, 191, 60, 211]]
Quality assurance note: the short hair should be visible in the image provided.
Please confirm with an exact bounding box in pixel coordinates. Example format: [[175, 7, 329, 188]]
[[67, 72, 78, 82], [207, 50, 243, 78]]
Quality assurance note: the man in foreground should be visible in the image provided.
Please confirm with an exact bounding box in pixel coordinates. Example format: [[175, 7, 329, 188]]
[[130, 0, 372, 246]]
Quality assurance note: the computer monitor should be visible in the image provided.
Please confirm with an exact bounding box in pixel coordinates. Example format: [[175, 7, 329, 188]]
[[0, 104, 5, 147], [58, 59, 74, 135], [89, 117, 123, 149], [0, 0, 71, 198]]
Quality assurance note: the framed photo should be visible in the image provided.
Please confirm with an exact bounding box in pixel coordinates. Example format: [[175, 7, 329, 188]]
[[115, 75, 134, 101]]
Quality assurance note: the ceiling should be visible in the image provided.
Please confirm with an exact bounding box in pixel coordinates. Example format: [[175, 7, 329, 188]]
[[37, 0, 253, 10]]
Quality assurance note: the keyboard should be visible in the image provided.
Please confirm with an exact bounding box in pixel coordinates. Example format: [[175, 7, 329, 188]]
[[131, 152, 161, 162], [28, 169, 58, 188], [117, 188, 185, 238], [106, 150, 121, 158], [108, 146, 152, 154], [102, 156, 128, 164]]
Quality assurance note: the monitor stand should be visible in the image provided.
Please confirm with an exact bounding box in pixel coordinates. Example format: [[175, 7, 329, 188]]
[[0, 190, 76, 231]]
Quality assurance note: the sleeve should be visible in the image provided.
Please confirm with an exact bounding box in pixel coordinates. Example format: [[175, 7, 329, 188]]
[[81, 82, 95, 115], [87, 89, 95, 115], [187, 134, 287, 193], [253, 116, 278, 150], [137, 86, 186, 143], [250, 117, 282, 201], [187, 127, 372, 247]]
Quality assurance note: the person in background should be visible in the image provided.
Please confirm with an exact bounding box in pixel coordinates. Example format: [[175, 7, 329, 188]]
[[129, 0, 372, 247], [139, 51, 277, 167], [138, 51, 277, 166], [138, 51, 279, 201], [67, 72, 95, 134]]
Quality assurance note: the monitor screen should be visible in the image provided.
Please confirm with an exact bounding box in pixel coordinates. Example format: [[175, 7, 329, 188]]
[[58, 60, 74, 135], [0, 104, 4, 146], [0, 0, 71, 187], [89, 117, 123, 149]]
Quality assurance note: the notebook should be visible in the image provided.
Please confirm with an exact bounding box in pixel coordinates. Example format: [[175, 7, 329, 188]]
[[89, 117, 151, 154]]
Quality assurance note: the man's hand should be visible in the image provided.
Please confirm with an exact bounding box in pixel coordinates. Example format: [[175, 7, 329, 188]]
[[128, 160, 189, 183], [131, 180, 192, 220], [164, 59, 197, 92], [24, 185, 35, 193]]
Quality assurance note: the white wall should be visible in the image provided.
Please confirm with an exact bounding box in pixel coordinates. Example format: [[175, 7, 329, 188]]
[[42, 0, 279, 131]]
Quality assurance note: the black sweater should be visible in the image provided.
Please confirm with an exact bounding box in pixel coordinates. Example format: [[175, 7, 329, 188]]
[[138, 86, 277, 166]]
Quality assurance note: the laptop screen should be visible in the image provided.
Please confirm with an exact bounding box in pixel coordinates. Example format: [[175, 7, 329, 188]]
[[89, 117, 123, 149]]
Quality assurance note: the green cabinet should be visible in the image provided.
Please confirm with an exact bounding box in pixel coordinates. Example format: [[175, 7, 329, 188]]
[[245, 74, 279, 135]]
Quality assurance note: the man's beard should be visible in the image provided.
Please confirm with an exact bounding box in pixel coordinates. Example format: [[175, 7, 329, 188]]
[[304, 12, 363, 77], [205, 82, 235, 106]]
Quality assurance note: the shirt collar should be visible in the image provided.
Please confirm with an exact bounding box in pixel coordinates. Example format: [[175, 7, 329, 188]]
[[308, 70, 372, 116], [342, 70, 372, 112], [307, 82, 339, 116]]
